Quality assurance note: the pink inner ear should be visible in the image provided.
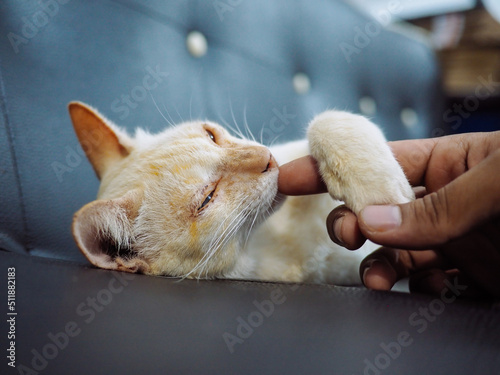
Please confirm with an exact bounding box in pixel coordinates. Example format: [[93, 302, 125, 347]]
[[73, 214, 119, 271], [71, 192, 150, 274]]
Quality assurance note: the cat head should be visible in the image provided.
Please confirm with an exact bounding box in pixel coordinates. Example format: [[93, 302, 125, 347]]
[[69, 102, 280, 278]]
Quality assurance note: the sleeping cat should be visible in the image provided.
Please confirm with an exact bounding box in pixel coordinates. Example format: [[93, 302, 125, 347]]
[[69, 102, 414, 285]]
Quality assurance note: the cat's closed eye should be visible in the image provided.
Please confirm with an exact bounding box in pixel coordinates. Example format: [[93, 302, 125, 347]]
[[198, 188, 216, 212], [205, 129, 216, 143]]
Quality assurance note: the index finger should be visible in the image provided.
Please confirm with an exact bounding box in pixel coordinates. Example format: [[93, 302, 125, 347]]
[[278, 155, 327, 195], [388, 138, 437, 187], [277, 140, 435, 196], [389, 132, 500, 192], [276, 137, 435, 196]]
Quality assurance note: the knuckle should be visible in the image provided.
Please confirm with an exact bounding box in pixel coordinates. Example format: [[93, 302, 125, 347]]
[[417, 190, 453, 244]]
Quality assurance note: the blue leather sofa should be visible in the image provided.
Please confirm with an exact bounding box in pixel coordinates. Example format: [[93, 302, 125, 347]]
[[1, 1, 498, 374]]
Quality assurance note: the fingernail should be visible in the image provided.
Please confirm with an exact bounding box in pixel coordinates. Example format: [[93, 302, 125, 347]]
[[361, 259, 393, 290], [361, 205, 401, 232], [361, 261, 374, 283], [333, 216, 345, 246], [327, 211, 346, 247], [361, 259, 379, 279]]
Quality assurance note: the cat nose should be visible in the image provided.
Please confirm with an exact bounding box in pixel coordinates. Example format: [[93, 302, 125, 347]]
[[262, 154, 278, 173], [228, 145, 275, 174]]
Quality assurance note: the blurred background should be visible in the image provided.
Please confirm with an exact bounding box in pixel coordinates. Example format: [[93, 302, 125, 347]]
[[348, 0, 500, 134]]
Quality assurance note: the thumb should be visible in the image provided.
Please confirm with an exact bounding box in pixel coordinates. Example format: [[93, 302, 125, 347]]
[[358, 150, 500, 249]]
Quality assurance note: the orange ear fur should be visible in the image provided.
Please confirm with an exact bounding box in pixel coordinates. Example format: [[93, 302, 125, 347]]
[[68, 101, 130, 179]]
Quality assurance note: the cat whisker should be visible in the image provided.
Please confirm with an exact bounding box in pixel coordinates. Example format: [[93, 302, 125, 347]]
[[195, 210, 250, 280], [242, 104, 256, 142], [259, 126, 265, 145], [189, 66, 205, 122], [188, 197, 272, 278], [173, 104, 185, 124], [229, 102, 246, 140], [205, 200, 247, 251], [149, 91, 174, 127], [262, 197, 281, 220], [269, 134, 282, 147], [215, 103, 245, 139], [219, 117, 246, 140], [197, 201, 255, 278], [181, 201, 250, 280], [200, 209, 252, 278], [242, 206, 260, 251], [162, 103, 178, 128], [188, 90, 194, 122], [199, 202, 252, 269]]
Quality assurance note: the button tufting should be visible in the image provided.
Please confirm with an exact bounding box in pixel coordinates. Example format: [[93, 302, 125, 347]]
[[186, 30, 207, 58], [400, 108, 418, 128], [359, 96, 376, 116], [293, 73, 311, 94]]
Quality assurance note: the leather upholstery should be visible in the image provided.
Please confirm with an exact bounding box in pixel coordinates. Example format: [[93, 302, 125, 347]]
[[2, 251, 499, 374], [0, 0, 443, 260]]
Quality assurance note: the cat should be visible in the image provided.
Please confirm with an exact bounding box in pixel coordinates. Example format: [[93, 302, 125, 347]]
[[69, 101, 414, 285]]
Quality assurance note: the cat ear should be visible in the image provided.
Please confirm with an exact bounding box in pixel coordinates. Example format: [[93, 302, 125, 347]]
[[72, 189, 150, 273], [68, 101, 133, 179]]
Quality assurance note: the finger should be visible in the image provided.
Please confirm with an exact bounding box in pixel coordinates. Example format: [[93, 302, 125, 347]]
[[360, 248, 445, 291], [358, 149, 500, 249], [409, 269, 489, 298], [361, 257, 398, 291], [408, 269, 454, 295], [388, 138, 437, 186], [439, 220, 500, 297], [277, 155, 327, 195], [390, 132, 500, 192], [390, 137, 468, 192], [326, 206, 366, 250], [412, 186, 427, 199]]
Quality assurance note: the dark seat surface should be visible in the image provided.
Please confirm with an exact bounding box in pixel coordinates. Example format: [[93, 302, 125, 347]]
[[3, 251, 500, 375]]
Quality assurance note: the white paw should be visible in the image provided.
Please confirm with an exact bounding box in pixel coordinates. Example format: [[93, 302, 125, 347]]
[[307, 111, 414, 214]]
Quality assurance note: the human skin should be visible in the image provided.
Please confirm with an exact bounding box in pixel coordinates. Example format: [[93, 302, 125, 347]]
[[278, 132, 500, 297]]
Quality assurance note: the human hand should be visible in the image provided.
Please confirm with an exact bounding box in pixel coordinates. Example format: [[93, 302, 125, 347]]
[[278, 132, 500, 297]]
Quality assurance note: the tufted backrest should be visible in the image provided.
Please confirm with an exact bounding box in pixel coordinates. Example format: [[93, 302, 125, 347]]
[[0, 0, 443, 261]]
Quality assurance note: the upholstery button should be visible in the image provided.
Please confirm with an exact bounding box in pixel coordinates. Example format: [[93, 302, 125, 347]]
[[186, 30, 207, 58], [400, 108, 418, 128], [359, 96, 376, 116], [293, 73, 310, 94]]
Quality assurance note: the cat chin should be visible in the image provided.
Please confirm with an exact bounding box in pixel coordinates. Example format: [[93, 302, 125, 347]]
[[262, 174, 282, 214], [270, 191, 286, 210]]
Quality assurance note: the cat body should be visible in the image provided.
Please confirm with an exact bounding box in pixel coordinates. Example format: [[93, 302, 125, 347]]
[[69, 102, 413, 285]]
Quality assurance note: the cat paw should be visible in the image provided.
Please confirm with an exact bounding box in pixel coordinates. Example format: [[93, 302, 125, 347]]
[[307, 111, 414, 214]]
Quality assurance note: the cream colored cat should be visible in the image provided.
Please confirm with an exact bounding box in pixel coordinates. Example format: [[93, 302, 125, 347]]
[[69, 102, 414, 285]]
